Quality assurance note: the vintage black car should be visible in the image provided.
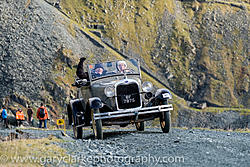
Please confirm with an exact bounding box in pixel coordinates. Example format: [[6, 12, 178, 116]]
[[67, 59, 173, 139]]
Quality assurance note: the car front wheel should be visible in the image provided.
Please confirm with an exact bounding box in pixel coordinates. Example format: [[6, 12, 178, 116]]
[[73, 124, 83, 139], [92, 108, 103, 139], [68, 104, 83, 139], [159, 101, 171, 133], [72, 113, 83, 139]]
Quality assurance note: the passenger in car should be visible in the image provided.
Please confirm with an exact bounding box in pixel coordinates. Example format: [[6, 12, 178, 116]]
[[117, 61, 127, 72]]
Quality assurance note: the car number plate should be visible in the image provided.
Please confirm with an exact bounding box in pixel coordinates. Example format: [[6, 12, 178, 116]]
[[122, 95, 135, 104]]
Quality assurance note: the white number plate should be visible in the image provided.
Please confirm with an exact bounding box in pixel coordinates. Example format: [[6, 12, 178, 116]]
[[162, 93, 171, 99]]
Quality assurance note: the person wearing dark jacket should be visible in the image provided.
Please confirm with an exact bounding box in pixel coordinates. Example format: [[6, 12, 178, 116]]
[[92, 63, 106, 79], [27, 106, 33, 126], [76, 57, 89, 79]]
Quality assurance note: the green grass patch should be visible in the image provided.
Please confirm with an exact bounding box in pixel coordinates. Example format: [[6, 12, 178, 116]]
[[202, 107, 250, 114], [0, 137, 67, 166], [165, 0, 176, 14]]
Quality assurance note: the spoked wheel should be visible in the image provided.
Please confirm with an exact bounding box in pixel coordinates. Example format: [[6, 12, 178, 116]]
[[135, 122, 145, 131], [160, 101, 171, 133], [91, 108, 103, 139]]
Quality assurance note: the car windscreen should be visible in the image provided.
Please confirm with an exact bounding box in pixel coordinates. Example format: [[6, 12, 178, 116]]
[[88, 59, 140, 81]]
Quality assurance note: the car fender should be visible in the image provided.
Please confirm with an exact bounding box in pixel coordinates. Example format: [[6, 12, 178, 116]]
[[69, 98, 85, 124], [89, 97, 103, 109], [155, 88, 172, 100]]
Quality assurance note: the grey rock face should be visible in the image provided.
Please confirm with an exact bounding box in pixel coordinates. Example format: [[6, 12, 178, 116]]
[[0, 0, 108, 108], [173, 104, 250, 130]]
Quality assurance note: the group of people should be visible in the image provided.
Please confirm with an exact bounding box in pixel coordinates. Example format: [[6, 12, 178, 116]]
[[76, 57, 128, 80], [0, 103, 49, 129]]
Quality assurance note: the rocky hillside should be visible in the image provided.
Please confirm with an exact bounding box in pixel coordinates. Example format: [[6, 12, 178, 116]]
[[0, 0, 115, 118], [59, 0, 249, 108], [0, 0, 249, 121]]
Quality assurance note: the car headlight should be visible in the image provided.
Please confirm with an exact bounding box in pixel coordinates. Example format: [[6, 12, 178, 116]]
[[104, 86, 115, 97], [142, 81, 153, 92]]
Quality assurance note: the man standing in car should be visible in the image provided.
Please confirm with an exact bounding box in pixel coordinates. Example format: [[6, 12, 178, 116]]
[[76, 57, 89, 79]]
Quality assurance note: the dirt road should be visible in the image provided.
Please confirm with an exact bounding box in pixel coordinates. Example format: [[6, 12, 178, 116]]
[[1, 127, 249, 167]]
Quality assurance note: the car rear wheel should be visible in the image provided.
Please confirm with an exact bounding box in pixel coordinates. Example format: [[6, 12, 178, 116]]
[[67, 104, 82, 139], [92, 108, 103, 139], [160, 100, 171, 133], [135, 122, 145, 131], [72, 110, 84, 139], [67, 99, 84, 139]]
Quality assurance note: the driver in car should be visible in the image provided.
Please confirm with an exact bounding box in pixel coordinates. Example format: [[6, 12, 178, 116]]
[[93, 63, 106, 78]]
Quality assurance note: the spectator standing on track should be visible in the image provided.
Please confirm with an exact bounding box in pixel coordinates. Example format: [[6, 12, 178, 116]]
[[16, 108, 25, 127], [27, 106, 33, 126], [37, 103, 49, 128], [1, 106, 9, 128]]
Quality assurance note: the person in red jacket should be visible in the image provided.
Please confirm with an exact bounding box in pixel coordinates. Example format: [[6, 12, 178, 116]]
[[37, 103, 48, 128]]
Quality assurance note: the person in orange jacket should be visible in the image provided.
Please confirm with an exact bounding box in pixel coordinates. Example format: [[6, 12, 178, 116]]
[[16, 108, 25, 127], [37, 103, 49, 128]]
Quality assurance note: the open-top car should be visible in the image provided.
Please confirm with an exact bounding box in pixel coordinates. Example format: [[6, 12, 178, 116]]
[[67, 59, 173, 139]]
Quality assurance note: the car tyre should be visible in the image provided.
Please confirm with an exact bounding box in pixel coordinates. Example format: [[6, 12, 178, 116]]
[[72, 111, 83, 139], [71, 100, 86, 139], [160, 100, 171, 133], [67, 104, 73, 125], [73, 124, 83, 139], [92, 108, 103, 139], [135, 122, 145, 131], [69, 102, 83, 139]]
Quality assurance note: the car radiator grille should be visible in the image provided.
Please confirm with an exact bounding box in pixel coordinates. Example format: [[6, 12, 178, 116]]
[[116, 83, 141, 109]]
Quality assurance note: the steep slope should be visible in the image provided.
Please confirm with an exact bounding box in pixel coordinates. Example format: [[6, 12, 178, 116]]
[[154, 0, 249, 108], [0, 0, 112, 117], [0, 0, 249, 124], [59, 0, 249, 108]]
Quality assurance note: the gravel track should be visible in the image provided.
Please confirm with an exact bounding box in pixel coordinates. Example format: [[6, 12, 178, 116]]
[[1, 127, 248, 167]]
